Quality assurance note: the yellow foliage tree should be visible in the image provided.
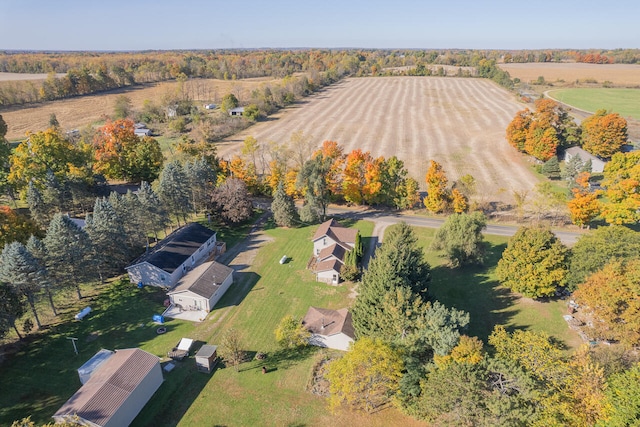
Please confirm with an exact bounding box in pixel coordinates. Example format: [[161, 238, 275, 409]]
[[424, 160, 449, 213]]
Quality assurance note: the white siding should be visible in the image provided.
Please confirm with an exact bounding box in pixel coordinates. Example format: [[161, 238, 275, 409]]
[[169, 291, 207, 311], [316, 270, 339, 284], [309, 333, 353, 351], [126, 262, 172, 288], [102, 362, 163, 427], [207, 273, 234, 310], [313, 236, 338, 255]]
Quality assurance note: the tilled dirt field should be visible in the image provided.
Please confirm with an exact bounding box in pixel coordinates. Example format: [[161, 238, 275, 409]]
[[218, 77, 539, 205], [499, 62, 640, 86]]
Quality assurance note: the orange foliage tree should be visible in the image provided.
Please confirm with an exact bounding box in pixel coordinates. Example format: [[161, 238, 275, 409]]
[[574, 259, 640, 347], [581, 109, 628, 158], [0, 206, 41, 247], [424, 160, 449, 213], [343, 149, 381, 205], [313, 140, 346, 199], [505, 109, 532, 151], [567, 172, 600, 228], [450, 188, 468, 213]]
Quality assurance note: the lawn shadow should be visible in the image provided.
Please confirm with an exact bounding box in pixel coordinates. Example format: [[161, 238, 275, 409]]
[[428, 242, 520, 342], [239, 346, 317, 372], [211, 272, 260, 310]]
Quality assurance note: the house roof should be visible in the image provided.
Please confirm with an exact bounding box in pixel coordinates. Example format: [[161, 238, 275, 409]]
[[317, 243, 347, 263], [302, 307, 355, 339], [127, 223, 215, 274], [565, 146, 606, 164], [315, 258, 342, 274], [168, 261, 234, 298], [53, 348, 160, 426], [312, 219, 358, 244]]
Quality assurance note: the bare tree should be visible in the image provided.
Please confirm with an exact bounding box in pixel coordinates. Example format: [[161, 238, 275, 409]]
[[218, 328, 245, 372]]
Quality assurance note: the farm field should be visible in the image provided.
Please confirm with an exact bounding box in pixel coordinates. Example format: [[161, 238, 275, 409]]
[[0, 72, 66, 81], [217, 76, 539, 205], [548, 88, 640, 120], [0, 76, 278, 140], [499, 62, 640, 86]]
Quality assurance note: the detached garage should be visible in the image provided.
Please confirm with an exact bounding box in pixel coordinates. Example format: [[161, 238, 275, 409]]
[[167, 261, 234, 312], [53, 348, 162, 427]]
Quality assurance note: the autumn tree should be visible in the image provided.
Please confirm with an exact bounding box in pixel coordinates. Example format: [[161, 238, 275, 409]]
[[0, 206, 41, 248], [379, 156, 420, 209], [9, 128, 89, 190], [574, 260, 640, 347], [327, 337, 404, 413], [342, 149, 382, 205], [601, 363, 640, 427], [93, 119, 163, 182], [211, 178, 252, 224], [431, 212, 486, 267], [568, 172, 600, 228], [600, 151, 640, 224], [581, 109, 628, 158], [424, 160, 449, 213], [568, 225, 640, 289], [274, 315, 310, 349], [218, 328, 245, 372], [314, 140, 345, 198], [506, 109, 532, 151], [496, 226, 568, 298]]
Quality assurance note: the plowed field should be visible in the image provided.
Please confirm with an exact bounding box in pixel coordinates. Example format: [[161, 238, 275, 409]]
[[218, 77, 539, 205]]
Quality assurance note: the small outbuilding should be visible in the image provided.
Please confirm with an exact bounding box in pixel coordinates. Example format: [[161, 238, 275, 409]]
[[195, 345, 219, 373], [229, 106, 244, 116], [53, 348, 162, 427], [77, 349, 114, 385]]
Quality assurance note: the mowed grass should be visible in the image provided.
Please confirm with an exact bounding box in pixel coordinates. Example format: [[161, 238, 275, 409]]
[[409, 225, 581, 349], [0, 218, 581, 426], [549, 88, 640, 120]]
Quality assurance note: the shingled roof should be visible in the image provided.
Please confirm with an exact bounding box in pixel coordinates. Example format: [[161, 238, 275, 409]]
[[169, 261, 234, 298], [317, 243, 346, 263], [302, 307, 355, 339], [128, 223, 215, 273], [311, 219, 358, 246], [53, 349, 160, 427]]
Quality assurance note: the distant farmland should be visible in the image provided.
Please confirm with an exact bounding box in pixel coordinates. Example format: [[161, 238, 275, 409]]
[[499, 62, 640, 86], [548, 88, 640, 120], [217, 76, 540, 205]]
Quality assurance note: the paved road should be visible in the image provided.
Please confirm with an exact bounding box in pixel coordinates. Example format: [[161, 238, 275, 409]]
[[326, 206, 585, 246]]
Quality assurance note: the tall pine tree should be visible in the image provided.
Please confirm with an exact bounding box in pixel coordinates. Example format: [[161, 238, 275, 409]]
[[25, 235, 57, 316], [0, 242, 46, 328], [157, 161, 190, 226], [137, 181, 169, 243], [85, 197, 129, 279], [271, 182, 299, 227], [43, 213, 94, 299]]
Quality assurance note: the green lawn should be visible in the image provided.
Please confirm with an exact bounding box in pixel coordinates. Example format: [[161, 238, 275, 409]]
[[0, 218, 582, 426], [549, 88, 640, 120], [410, 225, 581, 350]]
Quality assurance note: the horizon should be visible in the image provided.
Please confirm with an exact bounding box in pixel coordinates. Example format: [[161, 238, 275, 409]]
[[1, 0, 638, 51]]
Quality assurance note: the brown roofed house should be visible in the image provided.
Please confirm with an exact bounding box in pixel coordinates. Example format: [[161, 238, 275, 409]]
[[311, 219, 359, 284], [302, 306, 355, 351]]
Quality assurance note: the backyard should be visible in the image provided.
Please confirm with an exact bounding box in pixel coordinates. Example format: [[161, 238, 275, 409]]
[[0, 217, 582, 426]]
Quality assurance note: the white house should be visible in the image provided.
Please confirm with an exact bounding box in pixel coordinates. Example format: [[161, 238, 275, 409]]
[[228, 106, 244, 116], [126, 223, 217, 288], [311, 219, 358, 284], [564, 146, 607, 173], [302, 306, 355, 351], [134, 128, 152, 137], [53, 348, 163, 427], [166, 261, 234, 313]]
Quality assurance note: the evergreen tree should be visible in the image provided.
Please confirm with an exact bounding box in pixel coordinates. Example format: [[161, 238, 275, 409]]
[[351, 222, 431, 337], [299, 192, 322, 224], [0, 242, 46, 328], [184, 157, 216, 214], [41, 170, 67, 214], [271, 182, 299, 227], [541, 156, 561, 179], [48, 113, 60, 129], [297, 155, 331, 220], [562, 153, 585, 183], [85, 198, 129, 279], [156, 161, 190, 225], [25, 235, 57, 316], [26, 181, 48, 228], [354, 232, 363, 261], [43, 213, 94, 300], [136, 181, 169, 243], [0, 281, 25, 339]]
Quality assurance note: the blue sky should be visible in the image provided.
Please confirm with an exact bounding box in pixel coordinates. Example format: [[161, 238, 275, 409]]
[[0, 0, 638, 50]]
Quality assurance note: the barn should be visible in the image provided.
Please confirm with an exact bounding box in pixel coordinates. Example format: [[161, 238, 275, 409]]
[[52, 348, 163, 427]]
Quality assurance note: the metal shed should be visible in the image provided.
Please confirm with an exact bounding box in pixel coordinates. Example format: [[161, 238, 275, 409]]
[[195, 345, 218, 373]]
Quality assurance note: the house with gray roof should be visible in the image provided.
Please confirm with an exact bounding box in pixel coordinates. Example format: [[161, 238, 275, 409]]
[[53, 348, 162, 427], [564, 146, 607, 173], [166, 261, 234, 315], [125, 223, 217, 288]]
